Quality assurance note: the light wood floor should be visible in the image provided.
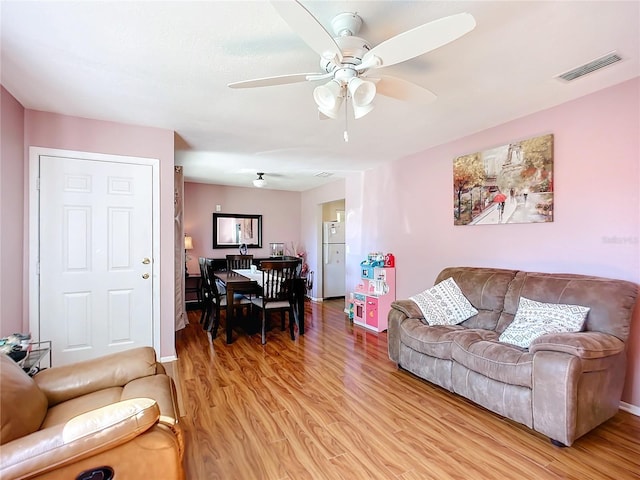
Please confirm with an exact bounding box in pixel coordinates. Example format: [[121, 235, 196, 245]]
[[175, 299, 640, 480]]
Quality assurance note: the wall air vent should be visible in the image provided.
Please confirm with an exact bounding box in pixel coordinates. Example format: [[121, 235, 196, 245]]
[[556, 52, 622, 82]]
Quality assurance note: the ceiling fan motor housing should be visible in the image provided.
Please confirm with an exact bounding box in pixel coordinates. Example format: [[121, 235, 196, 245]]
[[320, 36, 371, 73]]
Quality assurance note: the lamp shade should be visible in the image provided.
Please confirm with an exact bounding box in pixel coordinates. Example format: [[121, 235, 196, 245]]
[[184, 235, 193, 250], [313, 80, 342, 110], [348, 77, 375, 119], [348, 77, 376, 107], [317, 94, 344, 119], [352, 101, 375, 120]]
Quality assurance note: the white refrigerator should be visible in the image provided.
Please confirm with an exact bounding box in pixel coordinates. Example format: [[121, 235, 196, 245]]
[[323, 221, 345, 298]]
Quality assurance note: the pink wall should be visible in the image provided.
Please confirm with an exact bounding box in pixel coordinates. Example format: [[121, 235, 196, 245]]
[[0, 86, 26, 336], [23, 110, 177, 359], [346, 78, 640, 407], [183, 182, 302, 273]]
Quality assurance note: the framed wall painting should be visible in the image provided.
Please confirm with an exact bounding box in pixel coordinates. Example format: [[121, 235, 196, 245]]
[[453, 133, 553, 225]]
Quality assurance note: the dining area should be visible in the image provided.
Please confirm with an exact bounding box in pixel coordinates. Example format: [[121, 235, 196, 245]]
[[197, 255, 308, 345]]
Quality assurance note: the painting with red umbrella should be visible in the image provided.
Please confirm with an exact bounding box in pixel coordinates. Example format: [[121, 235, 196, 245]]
[[453, 133, 554, 225]]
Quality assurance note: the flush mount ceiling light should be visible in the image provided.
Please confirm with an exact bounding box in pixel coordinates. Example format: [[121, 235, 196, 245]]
[[253, 172, 267, 188]]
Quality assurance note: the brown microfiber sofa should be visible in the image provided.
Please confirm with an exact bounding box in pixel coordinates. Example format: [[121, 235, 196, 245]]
[[0, 346, 184, 479], [388, 266, 638, 446]]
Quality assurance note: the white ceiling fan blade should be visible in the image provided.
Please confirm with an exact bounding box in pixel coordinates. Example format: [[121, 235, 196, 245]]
[[228, 73, 319, 89], [372, 75, 437, 104], [362, 12, 476, 69], [270, 0, 343, 63]]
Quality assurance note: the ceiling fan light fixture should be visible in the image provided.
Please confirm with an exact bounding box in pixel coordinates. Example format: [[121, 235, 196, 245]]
[[313, 80, 343, 110], [352, 102, 375, 120], [318, 95, 344, 119], [253, 172, 267, 188], [348, 77, 376, 107]]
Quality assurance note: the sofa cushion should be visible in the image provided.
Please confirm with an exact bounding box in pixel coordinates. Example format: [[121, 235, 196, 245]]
[[502, 271, 637, 341], [399, 318, 466, 360], [436, 267, 518, 331], [0, 354, 49, 444], [499, 297, 589, 348], [410, 277, 478, 326], [451, 330, 534, 388]]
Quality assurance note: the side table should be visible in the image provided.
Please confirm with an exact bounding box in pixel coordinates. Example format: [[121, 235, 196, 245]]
[[20, 341, 52, 376]]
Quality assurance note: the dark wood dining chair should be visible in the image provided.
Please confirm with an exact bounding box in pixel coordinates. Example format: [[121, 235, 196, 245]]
[[251, 260, 299, 344], [197, 257, 210, 326], [202, 260, 252, 337], [226, 254, 253, 271]]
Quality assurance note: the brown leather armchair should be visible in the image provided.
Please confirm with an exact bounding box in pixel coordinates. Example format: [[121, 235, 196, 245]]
[[1, 347, 184, 479]]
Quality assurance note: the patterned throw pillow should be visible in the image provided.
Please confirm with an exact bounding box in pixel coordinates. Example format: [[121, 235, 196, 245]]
[[409, 277, 478, 326], [499, 297, 590, 349]]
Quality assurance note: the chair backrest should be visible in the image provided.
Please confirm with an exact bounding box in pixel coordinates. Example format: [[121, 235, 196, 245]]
[[199, 258, 213, 297], [197, 257, 208, 299], [226, 254, 253, 271], [260, 260, 299, 302], [202, 258, 225, 301]]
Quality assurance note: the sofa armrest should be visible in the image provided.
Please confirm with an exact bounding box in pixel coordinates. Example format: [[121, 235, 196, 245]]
[[0, 398, 159, 480], [35, 347, 160, 405], [391, 300, 425, 319], [529, 331, 625, 359]]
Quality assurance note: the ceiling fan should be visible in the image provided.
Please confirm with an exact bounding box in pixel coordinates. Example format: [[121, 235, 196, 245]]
[[228, 1, 476, 120]]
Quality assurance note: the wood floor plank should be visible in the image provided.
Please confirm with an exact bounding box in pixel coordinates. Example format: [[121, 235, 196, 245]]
[[175, 299, 640, 479]]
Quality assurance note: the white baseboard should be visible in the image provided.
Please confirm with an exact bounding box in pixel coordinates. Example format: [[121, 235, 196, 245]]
[[620, 401, 640, 416], [160, 355, 177, 363]]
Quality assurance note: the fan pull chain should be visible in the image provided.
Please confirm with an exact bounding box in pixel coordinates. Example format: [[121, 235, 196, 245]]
[[343, 91, 349, 142]]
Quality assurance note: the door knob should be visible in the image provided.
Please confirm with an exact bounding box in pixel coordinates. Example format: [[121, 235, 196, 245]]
[[142, 258, 151, 265], [142, 273, 150, 279]]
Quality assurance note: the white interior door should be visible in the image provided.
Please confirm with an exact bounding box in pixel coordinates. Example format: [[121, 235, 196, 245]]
[[38, 154, 155, 366]]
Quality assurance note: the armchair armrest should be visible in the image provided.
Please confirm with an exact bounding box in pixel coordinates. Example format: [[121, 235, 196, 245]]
[[0, 398, 159, 480], [391, 300, 425, 319], [35, 347, 160, 406], [529, 331, 625, 359]]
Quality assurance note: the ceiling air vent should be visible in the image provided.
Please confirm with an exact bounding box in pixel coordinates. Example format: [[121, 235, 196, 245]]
[[556, 52, 622, 82], [314, 172, 333, 178]]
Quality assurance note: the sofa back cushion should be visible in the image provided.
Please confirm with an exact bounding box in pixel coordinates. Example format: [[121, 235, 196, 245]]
[[0, 354, 48, 444], [502, 271, 638, 341], [435, 267, 517, 331]]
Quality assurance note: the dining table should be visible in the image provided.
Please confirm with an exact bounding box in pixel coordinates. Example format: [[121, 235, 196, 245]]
[[214, 269, 306, 344]]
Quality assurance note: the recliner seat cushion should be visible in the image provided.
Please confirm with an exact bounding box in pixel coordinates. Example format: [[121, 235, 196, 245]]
[[451, 330, 534, 388], [400, 319, 467, 360]]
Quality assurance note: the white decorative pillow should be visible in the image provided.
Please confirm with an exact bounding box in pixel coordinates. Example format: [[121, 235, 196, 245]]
[[499, 297, 590, 349], [409, 277, 478, 326]]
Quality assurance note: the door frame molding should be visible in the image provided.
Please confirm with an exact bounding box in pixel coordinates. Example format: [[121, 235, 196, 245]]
[[28, 147, 161, 356]]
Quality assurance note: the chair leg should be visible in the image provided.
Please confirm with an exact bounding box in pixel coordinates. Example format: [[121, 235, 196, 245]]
[[261, 310, 267, 345], [289, 307, 296, 341], [203, 302, 214, 332], [211, 306, 220, 338], [199, 301, 208, 325]]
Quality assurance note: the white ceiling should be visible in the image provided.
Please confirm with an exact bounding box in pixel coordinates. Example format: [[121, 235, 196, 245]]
[[2, 1, 639, 191]]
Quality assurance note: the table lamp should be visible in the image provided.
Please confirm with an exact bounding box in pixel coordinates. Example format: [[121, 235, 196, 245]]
[[184, 235, 193, 276]]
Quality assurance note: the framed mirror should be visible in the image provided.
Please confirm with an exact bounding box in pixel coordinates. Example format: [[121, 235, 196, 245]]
[[212, 213, 262, 249]]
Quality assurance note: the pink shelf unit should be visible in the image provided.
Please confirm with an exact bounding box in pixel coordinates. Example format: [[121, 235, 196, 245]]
[[353, 267, 396, 332]]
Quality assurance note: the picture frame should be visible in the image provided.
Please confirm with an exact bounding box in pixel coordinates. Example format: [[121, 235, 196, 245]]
[[453, 133, 554, 225], [212, 213, 262, 249]]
